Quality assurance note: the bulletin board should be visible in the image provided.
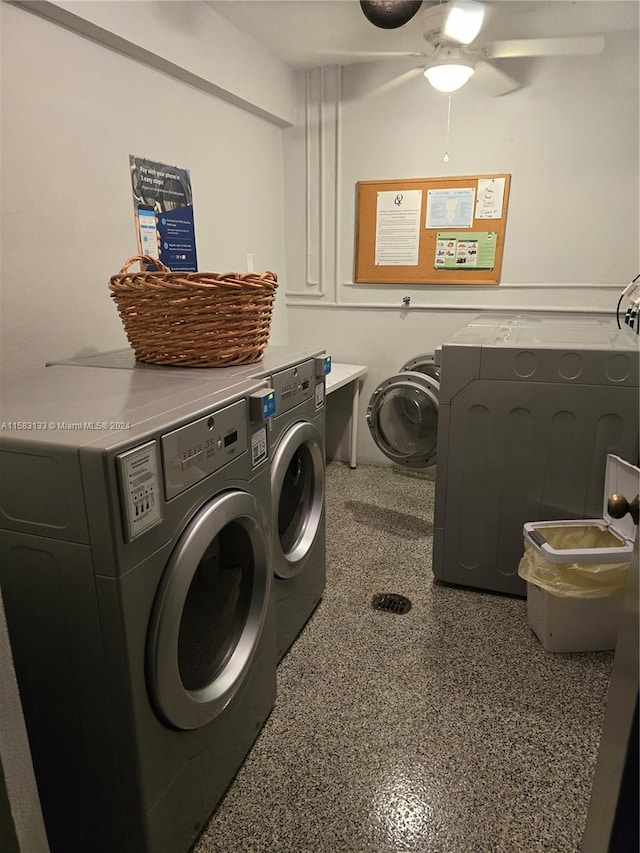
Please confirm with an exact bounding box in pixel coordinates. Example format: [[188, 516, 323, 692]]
[[354, 173, 511, 286]]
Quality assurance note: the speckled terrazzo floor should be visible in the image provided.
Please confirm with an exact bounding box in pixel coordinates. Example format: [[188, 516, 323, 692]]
[[194, 461, 613, 853]]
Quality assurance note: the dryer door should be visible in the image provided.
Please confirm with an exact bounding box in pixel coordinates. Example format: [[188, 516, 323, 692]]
[[148, 490, 270, 731], [400, 353, 441, 382], [367, 371, 439, 468], [271, 421, 325, 579]]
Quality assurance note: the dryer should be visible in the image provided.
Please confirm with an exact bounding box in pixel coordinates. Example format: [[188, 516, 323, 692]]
[[50, 345, 333, 662], [433, 314, 640, 596], [0, 366, 278, 853]]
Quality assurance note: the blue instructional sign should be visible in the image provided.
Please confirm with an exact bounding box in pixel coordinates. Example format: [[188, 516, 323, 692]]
[[129, 155, 198, 271]]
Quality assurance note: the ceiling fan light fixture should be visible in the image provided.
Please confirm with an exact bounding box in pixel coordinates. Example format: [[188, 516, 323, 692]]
[[443, 1, 486, 45], [424, 60, 475, 93]]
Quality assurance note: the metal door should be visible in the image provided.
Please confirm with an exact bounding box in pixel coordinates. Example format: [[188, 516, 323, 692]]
[[271, 421, 325, 579], [147, 491, 270, 730], [367, 371, 439, 468]]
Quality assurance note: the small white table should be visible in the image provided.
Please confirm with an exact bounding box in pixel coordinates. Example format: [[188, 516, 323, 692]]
[[325, 363, 368, 468]]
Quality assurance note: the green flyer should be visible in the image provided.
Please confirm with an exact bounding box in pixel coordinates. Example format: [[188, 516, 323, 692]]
[[434, 231, 497, 270]]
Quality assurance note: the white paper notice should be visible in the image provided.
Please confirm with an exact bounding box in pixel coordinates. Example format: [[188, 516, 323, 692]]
[[476, 177, 505, 219], [426, 187, 475, 229], [375, 190, 422, 266]]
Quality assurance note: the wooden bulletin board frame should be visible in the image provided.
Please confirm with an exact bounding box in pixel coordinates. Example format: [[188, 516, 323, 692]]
[[355, 173, 511, 286]]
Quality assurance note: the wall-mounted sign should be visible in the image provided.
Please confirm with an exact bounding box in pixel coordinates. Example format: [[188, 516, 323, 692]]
[[129, 155, 198, 271]]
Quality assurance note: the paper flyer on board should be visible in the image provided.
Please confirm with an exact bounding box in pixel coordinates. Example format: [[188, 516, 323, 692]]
[[475, 177, 505, 219], [434, 231, 497, 269], [426, 187, 475, 229], [129, 155, 198, 271], [375, 190, 422, 266]]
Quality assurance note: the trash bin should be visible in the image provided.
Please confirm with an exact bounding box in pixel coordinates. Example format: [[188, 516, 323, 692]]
[[518, 455, 638, 653]]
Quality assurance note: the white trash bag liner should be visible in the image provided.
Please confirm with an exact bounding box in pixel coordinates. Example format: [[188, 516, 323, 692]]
[[518, 534, 630, 599]]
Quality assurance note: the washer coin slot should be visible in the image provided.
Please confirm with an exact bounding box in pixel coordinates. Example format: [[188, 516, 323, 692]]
[[249, 389, 276, 422]]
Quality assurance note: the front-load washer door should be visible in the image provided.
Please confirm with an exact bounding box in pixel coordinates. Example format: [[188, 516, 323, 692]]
[[271, 421, 325, 580], [148, 491, 270, 731], [367, 371, 439, 468], [400, 353, 441, 382]]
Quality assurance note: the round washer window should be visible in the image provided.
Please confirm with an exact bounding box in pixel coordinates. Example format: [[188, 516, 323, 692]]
[[377, 385, 438, 460], [177, 521, 253, 692], [148, 491, 270, 730], [367, 372, 440, 468], [271, 421, 325, 579], [278, 445, 314, 555]]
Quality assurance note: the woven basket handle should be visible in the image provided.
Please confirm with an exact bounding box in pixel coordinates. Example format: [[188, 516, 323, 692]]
[[118, 255, 172, 274]]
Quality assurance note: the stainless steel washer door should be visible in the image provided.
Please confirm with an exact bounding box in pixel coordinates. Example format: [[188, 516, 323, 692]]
[[367, 371, 439, 468], [271, 421, 325, 580], [148, 491, 270, 730]]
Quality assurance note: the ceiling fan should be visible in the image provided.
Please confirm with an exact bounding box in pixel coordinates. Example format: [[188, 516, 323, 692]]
[[327, 1, 605, 96]]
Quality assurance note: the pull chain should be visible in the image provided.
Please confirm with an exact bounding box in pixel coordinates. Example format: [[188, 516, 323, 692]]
[[443, 94, 452, 162]]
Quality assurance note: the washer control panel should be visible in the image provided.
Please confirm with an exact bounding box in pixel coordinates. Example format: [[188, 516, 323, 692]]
[[117, 440, 162, 542], [271, 359, 315, 416], [161, 399, 248, 500]]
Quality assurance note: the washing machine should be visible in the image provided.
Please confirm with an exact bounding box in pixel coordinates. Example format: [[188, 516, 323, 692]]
[[0, 365, 278, 853], [366, 353, 440, 468], [265, 353, 331, 660], [50, 345, 333, 662], [195, 348, 331, 661], [433, 313, 640, 596]]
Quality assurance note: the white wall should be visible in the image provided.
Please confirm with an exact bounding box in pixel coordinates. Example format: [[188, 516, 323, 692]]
[[0, 0, 294, 378], [283, 26, 639, 464], [36, 0, 297, 126]]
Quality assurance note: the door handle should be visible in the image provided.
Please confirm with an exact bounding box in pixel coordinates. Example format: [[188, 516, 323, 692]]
[[607, 493, 639, 525]]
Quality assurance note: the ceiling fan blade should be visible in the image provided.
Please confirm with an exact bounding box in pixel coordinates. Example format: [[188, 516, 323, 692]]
[[472, 60, 521, 96], [421, 0, 490, 46], [364, 66, 424, 99], [485, 34, 605, 59], [317, 48, 425, 60]]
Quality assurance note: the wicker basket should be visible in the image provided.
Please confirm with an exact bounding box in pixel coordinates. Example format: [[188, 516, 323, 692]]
[[109, 256, 278, 367]]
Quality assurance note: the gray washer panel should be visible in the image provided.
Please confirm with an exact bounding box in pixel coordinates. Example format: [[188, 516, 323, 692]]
[[433, 315, 640, 596]]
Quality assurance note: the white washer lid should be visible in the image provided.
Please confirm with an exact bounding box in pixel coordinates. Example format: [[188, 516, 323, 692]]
[[603, 454, 640, 544]]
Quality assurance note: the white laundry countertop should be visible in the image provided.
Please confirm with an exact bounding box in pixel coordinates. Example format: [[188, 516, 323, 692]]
[[325, 363, 368, 394]]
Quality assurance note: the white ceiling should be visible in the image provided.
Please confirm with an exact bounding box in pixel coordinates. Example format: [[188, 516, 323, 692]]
[[208, 0, 639, 68]]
